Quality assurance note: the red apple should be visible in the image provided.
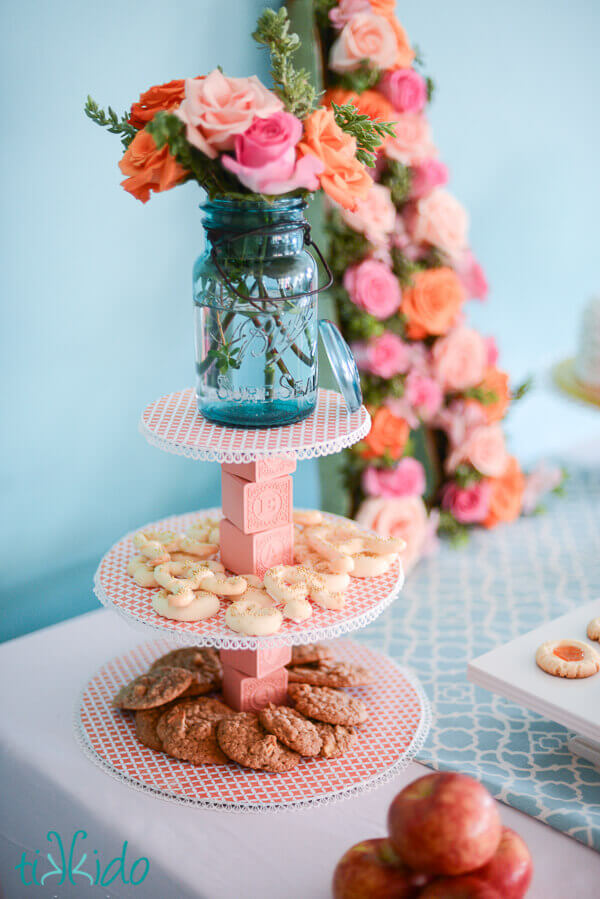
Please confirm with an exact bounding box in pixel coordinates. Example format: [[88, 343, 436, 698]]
[[387, 772, 502, 876], [420, 875, 501, 898], [472, 827, 532, 898], [332, 838, 428, 899]]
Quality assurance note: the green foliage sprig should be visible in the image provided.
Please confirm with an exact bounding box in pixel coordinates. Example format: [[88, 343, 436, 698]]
[[252, 8, 318, 119], [512, 376, 533, 401], [336, 63, 381, 94], [454, 464, 483, 488], [438, 510, 470, 546], [331, 102, 396, 167], [390, 247, 419, 288], [84, 96, 137, 149], [380, 160, 413, 206], [323, 213, 370, 278]]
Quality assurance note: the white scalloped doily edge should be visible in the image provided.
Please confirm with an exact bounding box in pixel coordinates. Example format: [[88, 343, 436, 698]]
[[138, 414, 371, 463], [92, 508, 405, 650], [73, 658, 431, 812]]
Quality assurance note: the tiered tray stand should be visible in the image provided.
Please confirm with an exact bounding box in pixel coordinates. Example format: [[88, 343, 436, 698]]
[[78, 387, 431, 809]]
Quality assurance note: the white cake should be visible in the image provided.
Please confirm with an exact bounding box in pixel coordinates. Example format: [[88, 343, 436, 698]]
[[575, 296, 600, 389]]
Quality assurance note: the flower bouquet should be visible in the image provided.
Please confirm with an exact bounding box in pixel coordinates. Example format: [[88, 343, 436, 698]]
[[309, 0, 564, 569], [85, 8, 391, 427]]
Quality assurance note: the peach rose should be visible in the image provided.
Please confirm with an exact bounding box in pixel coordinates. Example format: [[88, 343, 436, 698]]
[[432, 327, 488, 392], [385, 114, 436, 165], [408, 189, 469, 261], [484, 456, 525, 528], [129, 79, 191, 130], [298, 107, 372, 211], [329, 0, 371, 29], [339, 183, 396, 244], [356, 495, 428, 574], [176, 70, 283, 158], [401, 268, 466, 339], [448, 424, 509, 478], [361, 407, 409, 460], [370, 0, 415, 68], [119, 129, 187, 203], [478, 366, 511, 423], [330, 13, 398, 73]]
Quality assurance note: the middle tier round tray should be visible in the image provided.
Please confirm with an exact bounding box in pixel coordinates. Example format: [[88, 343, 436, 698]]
[[94, 508, 404, 649], [76, 638, 430, 811]]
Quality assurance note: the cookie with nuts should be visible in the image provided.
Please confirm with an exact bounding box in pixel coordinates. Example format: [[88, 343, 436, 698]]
[[113, 667, 193, 710], [288, 659, 372, 689], [288, 683, 368, 726], [157, 697, 236, 765], [150, 647, 222, 694], [259, 704, 322, 757], [217, 712, 301, 772]]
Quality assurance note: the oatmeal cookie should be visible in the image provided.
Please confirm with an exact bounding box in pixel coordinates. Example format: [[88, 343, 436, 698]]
[[135, 706, 170, 751], [150, 647, 222, 694], [289, 643, 333, 667], [535, 639, 600, 679], [288, 683, 368, 726], [259, 704, 322, 757], [113, 667, 193, 710], [157, 697, 235, 766], [288, 659, 372, 688], [313, 721, 357, 759], [217, 712, 301, 772]]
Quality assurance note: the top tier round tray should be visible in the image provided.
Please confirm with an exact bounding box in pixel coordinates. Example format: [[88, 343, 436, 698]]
[[139, 387, 371, 462]]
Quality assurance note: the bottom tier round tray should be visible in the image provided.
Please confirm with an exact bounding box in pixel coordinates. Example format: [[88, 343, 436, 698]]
[[75, 639, 430, 811]]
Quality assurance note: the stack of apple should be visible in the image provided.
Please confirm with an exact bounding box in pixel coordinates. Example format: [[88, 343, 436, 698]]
[[333, 772, 533, 898]]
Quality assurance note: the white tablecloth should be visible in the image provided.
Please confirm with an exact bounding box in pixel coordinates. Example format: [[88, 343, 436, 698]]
[[1, 609, 599, 898]]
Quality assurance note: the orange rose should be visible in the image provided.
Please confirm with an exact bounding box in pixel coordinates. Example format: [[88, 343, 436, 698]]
[[129, 79, 189, 129], [361, 407, 410, 460], [370, 0, 415, 69], [324, 88, 396, 129], [119, 129, 187, 203], [298, 107, 372, 211], [479, 366, 511, 422], [401, 268, 466, 339], [484, 456, 525, 528]]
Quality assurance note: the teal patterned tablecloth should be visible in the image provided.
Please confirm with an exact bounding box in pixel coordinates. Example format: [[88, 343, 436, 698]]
[[357, 468, 600, 851]]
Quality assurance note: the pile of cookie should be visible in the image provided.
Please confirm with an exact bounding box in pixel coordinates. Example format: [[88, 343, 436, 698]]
[[113, 643, 372, 771], [125, 511, 403, 635]]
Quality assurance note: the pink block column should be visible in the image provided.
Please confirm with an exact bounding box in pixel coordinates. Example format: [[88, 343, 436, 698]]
[[219, 456, 295, 577], [221, 651, 289, 711]]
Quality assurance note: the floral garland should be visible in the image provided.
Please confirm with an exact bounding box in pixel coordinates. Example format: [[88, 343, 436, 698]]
[[314, 0, 563, 571]]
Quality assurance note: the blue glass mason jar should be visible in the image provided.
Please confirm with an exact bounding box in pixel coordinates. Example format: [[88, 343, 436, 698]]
[[193, 198, 322, 428]]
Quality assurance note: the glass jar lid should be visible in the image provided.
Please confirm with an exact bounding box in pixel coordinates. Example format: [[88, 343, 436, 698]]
[[319, 320, 363, 414]]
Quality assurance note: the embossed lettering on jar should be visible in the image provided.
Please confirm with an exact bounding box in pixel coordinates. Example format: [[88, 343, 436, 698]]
[[194, 198, 319, 427]]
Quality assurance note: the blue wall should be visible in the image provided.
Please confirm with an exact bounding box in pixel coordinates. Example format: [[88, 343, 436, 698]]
[[1, 0, 598, 641]]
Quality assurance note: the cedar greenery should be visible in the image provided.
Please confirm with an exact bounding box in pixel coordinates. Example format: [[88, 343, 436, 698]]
[[252, 8, 319, 119], [380, 159, 413, 206], [330, 102, 396, 167], [84, 97, 137, 149]]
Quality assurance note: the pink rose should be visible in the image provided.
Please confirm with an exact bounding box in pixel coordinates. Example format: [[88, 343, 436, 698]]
[[221, 113, 324, 193], [362, 458, 426, 499], [448, 424, 509, 477], [355, 495, 430, 574], [454, 249, 489, 301], [442, 481, 491, 524], [329, 0, 371, 29], [432, 327, 487, 392], [404, 370, 443, 419], [435, 398, 487, 447], [352, 332, 411, 378], [385, 114, 436, 165], [340, 183, 396, 245], [330, 13, 398, 72], [343, 259, 402, 319], [407, 188, 469, 260], [379, 69, 427, 114], [521, 462, 563, 515], [409, 158, 449, 199], [176, 70, 283, 158], [484, 336, 499, 367]]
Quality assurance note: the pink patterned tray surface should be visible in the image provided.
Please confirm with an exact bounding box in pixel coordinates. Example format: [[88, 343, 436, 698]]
[[94, 510, 403, 648], [78, 639, 428, 808], [139, 388, 370, 462]]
